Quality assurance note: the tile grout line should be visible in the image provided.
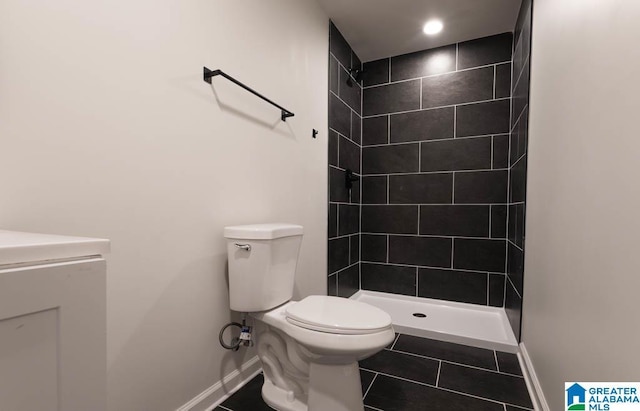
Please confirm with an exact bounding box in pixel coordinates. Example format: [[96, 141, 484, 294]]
[[435, 360, 442, 387], [362, 132, 507, 147], [363, 97, 511, 119], [359, 367, 531, 409], [386, 235, 390, 263], [486, 273, 490, 306], [494, 350, 501, 373], [363, 59, 513, 90], [362, 372, 378, 400], [361, 261, 507, 276], [390, 333, 401, 350], [382, 347, 524, 378], [493, 64, 497, 99]]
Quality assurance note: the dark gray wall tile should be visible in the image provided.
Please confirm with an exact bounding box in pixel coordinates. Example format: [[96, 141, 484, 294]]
[[489, 274, 505, 307], [338, 204, 360, 236], [361, 263, 416, 296], [362, 144, 419, 174], [388, 236, 452, 268], [328, 273, 337, 296], [362, 234, 387, 262], [350, 235, 360, 265], [511, 63, 530, 128], [389, 173, 453, 204], [337, 263, 359, 298], [508, 204, 525, 248], [454, 238, 506, 273], [391, 45, 456, 81], [329, 93, 351, 138], [329, 56, 339, 94], [329, 22, 351, 69], [490, 204, 507, 238], [495, 63, 512, 99], [351, 111, 361, 144], [362, 176, 387, 204], [390, 107, 454, 143], [456, 99, 510, 137], [507, 242, 524, 295], [505, 281, 522, 341], [328, 130, 338, 167], [508, 204, 517, 244], [362, 205, 418, 234], [457, 32, 513, 69], [418, 268, 487, 305], [350, 178, 361, 204], [514, 0, 532, 48], [454, 170, 508, 203], [328, 203, 337, 238], [328, 237, 349, 273], [363, 80, 421, 116], [362, 116, 388, 146], [421, 137, 491, 172], [509, 156, 527, 203], [329, 167, 349, 203], [421, 67, 494, 108], [492, 134, 509, 169], [420, 205, 489, 237], [516, 110, 528, 160], [339, 66, 362, 114], [363, 58, 389, 87], [338, 135, 360, 174]]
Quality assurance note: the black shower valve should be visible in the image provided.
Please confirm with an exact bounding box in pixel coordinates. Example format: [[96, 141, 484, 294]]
[[345, 168, 360, 189]]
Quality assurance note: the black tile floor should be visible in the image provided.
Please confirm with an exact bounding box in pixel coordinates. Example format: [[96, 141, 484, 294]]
[[216, 334, 533, 411]]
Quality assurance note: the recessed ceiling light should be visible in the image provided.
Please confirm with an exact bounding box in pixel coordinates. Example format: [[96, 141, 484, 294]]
[[423, 20, 443, 35]]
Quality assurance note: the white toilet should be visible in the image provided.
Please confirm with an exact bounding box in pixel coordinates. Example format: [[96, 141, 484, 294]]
[[224, 223, 394, 411]]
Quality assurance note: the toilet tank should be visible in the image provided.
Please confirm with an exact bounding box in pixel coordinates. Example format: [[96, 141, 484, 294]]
[[223, 223, 303, 312]]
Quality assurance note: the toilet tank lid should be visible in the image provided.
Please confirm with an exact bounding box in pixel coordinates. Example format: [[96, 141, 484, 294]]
[[224, 223, 303, 240]]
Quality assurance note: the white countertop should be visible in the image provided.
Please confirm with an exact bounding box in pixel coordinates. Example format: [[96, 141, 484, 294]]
[[0, 230, 110, 265]]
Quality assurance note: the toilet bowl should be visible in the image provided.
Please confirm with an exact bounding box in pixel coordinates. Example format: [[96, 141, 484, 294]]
[[224, 223, 394, 411], [252, 297, 394, 411]]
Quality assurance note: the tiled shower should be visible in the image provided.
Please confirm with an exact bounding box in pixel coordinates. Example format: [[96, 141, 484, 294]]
[[328, 0, 532, 341]]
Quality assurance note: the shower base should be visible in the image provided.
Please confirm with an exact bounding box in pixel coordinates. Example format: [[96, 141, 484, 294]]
[[350, 290, 518, 353]]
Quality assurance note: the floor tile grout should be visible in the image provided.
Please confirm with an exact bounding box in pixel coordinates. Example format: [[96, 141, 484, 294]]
[[363, 372, 378, 399], [385, 346, 524, 378], [360, 367, 533, 410]]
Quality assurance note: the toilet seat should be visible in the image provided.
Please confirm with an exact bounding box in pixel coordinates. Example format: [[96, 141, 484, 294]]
[[285, 295, 392, 335]]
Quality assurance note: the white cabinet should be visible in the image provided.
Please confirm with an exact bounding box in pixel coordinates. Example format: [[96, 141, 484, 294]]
[[0, 231, 109, 411]]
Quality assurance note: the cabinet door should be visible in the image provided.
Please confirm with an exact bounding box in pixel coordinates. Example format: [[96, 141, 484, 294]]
[[0, 258, 106, 411]]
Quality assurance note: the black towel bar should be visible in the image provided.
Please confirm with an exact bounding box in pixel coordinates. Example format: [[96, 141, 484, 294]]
[[203, 67, 295, 122]]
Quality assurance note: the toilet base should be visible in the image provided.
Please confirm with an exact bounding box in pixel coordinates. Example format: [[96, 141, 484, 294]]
[[307, 362, 364, 411], [261, 362, 364, 411], [262, 380, 307, 411]]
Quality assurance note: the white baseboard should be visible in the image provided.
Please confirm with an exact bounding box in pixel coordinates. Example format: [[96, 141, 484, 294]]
[[518, 343, 550, 411], [176, 356, 262, 411]]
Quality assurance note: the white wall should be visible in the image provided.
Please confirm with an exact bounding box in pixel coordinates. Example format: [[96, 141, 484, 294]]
[[524, 0, 640, 408], [0, 0, 328, 409]]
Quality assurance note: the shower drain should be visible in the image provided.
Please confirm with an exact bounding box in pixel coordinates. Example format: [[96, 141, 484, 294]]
[[412, 312, 427, 318]]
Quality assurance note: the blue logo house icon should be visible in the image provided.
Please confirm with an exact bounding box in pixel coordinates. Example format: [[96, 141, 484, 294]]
[[566, 383, 586, 409]]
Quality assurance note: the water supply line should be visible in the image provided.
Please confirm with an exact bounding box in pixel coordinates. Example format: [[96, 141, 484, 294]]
[[219, 314, 253, 351]]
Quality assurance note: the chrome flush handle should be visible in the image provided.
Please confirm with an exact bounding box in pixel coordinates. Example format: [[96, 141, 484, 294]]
[[235, 243, 251, 251]]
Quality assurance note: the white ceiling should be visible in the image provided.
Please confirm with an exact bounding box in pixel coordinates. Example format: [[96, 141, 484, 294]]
[[317, 0, 522, 62]]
